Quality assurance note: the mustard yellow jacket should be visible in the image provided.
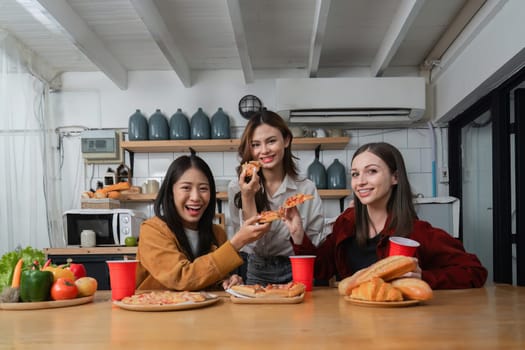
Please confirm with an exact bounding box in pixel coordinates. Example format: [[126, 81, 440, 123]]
[[136, 216, 243, 291]]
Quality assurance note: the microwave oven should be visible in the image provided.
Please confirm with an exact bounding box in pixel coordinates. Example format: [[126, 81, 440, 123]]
[[63, 209, 147, 246]]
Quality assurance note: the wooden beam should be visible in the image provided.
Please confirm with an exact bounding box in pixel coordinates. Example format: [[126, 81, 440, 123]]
[[226, 0, 254, 84], [308, 0, 331, 77], [30, 0, 128, 90], [130, 0, 191, 88], [370, 0, 425, 77]]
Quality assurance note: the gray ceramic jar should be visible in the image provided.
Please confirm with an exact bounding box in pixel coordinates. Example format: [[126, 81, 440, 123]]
[[128, 109, 148, 140], [191, 107, 211, 139], [307, 146, 327, 189], [327, 158, 347, 189], [169, 108, 190, 140], [149, 109, 169, 140], [211, 107, 231, 139]]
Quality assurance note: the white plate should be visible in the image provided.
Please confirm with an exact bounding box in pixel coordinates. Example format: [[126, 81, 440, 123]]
[[345, 296, 420, 308]]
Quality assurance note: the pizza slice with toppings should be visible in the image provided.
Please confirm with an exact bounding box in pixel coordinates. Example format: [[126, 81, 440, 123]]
[[241, 160, 262, 179], [257, 209, 284, 223], [283, 193, 314, 209], [231, 282, 305, 298]]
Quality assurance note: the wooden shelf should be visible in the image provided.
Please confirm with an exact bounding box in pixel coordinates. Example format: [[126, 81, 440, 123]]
[[121, 136, 349, 153], [217, 189, 351, 200], [120, 189, 351, 202], [44, 247, 137, 256]]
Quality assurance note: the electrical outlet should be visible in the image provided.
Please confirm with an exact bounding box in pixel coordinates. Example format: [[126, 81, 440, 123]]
[[439, 167, 449, 183]]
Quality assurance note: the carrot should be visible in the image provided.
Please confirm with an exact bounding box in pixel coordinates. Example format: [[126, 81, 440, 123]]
[[11, 258, 23, 288]]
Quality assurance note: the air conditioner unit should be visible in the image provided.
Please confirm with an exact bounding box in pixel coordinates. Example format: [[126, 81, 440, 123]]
[[276, 77, 426, 127]]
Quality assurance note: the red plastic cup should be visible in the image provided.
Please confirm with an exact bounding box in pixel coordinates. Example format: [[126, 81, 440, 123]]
[[106, 260, 138, 301], [389, 237, 420, 257], [289, 255, 316, 291]]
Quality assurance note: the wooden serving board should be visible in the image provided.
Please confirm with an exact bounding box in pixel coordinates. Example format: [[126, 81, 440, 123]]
[[230, 293, 304, 304], [0, 295, 94, 310]]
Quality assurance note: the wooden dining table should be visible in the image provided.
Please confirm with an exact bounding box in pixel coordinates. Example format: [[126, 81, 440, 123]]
[[1, 284, 524, 349]]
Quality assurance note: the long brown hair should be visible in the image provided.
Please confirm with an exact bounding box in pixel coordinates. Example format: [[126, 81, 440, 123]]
[[234, 109, 299, 211], [352, 142, 417, 246]]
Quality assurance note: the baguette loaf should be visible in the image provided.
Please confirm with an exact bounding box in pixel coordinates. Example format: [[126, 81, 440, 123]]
[[350, 277, 403, 302], [391, 278, 433, 301], [338, 255, 417, 295]]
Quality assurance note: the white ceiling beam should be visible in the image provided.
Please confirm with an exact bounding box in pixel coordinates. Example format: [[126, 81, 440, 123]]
[[308, 0, 331, 77], [130, 0, 191, 88], [370, 0, 426, 77], [423, 0, 486, 68], [227, 0, 253, 84], [25, 0, 128, 90]]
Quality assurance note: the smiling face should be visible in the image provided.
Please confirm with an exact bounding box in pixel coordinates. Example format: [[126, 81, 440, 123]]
[[351, 150, 398, 210], [250, 123, 290, 172], [172, 167, 211, 230]]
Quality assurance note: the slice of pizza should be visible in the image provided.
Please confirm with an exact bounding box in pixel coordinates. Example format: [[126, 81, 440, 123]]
[[263, 282, 306, 298], [283, 193, 314, 209], [241, 160, 262, 179], [257, 208, 284, 223], [231, 282, 305, 298], [230, 284, 265, 298]]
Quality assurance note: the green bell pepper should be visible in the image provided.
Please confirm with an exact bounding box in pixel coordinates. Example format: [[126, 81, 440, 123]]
[[19, 269, 54, 302]]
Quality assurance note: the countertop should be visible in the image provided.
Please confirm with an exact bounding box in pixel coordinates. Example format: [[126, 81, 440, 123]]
[[1, 284, 524, 349]]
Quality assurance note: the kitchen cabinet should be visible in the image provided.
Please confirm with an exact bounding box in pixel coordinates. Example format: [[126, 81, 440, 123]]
[[44, 247, 136, 290]]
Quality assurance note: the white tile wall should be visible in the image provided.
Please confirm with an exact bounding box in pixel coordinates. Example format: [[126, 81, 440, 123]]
[[88, 126, 446, 237]]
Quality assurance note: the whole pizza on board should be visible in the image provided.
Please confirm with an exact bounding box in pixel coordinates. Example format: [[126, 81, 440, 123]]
[[121, 291, 207, 305]]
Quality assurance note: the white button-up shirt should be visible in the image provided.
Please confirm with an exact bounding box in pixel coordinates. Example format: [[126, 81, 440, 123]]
[[228, 174, 326, 256]]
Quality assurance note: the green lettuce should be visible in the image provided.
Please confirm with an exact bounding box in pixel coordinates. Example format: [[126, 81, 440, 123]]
[[0, 246, 45, 292]]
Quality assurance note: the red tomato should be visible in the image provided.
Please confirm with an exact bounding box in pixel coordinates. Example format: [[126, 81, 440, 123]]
[[68, 263, 87, 280], [50, 278, 79, 300]]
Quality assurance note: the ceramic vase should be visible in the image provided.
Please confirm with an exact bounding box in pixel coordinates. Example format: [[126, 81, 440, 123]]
[[327, 158, 346, 189], [307, 146, 327, 189], [191, 107, 211, 139], [169, 108, 190, 140], [149, 109, 169, 140], [211, 107, 231, 139], [128, 109, 148, 140]]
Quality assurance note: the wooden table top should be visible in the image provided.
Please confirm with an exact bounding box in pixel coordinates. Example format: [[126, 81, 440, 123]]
[[1, 284, 524, 349]]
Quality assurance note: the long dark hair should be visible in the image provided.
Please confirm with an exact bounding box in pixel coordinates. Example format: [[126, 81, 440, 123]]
[[154, 149, 218, 261], [352, 142, 417, 246], [234, 109, 299, 211]]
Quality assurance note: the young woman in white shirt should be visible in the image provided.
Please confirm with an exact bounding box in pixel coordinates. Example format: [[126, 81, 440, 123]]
[[228, 110, 325, 285]]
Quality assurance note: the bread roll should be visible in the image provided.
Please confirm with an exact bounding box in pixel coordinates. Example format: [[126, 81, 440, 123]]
[[338, 256, 417, 295], [350, 277, 403, 302], [391, 278, 433, 301]]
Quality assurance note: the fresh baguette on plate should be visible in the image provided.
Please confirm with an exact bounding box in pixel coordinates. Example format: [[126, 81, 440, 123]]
[[338, 255, 417, 296], [391, 278, 433, 301]]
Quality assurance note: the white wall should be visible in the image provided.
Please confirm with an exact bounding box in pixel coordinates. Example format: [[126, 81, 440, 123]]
[[51, 70, 447, 238], [433, 0, 525, 122]]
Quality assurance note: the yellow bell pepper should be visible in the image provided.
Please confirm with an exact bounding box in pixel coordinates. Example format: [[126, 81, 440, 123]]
[[42, 265, 75, 282]]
